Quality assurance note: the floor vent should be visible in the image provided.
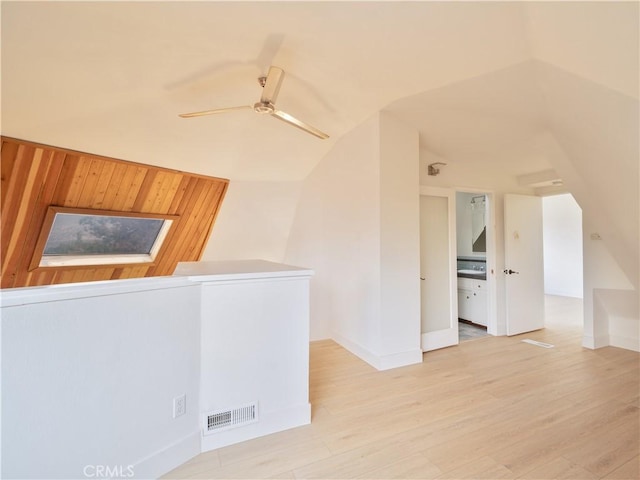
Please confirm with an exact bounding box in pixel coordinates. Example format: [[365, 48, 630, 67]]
[[522, 339, 554, 348], [203, 402, 258, 435]]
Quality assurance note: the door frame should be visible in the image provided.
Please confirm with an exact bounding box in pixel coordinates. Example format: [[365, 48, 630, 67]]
[[419, 186, 459, 351], [455, 188, 497, 336]]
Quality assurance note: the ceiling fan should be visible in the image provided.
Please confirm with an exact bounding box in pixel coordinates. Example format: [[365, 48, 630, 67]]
[[179, 66, 329, 140]]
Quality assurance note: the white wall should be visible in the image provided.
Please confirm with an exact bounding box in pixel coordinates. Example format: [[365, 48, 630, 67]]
[[187, 263, 312, 452], [543, 194, 583, 298], [594, 289, 640, 352], [536, 62, 639, 291], [1, 278, 202, 479], [2, 263, 313, 478], [285, 112, 421, 370], [203, 181, 302, 263], [285, 115, 381, 343], [378, 112, 421, 361], [582, 216, 636, 349]]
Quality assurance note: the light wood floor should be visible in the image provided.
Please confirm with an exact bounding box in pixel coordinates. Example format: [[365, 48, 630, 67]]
[[164, 296, 639, 479]]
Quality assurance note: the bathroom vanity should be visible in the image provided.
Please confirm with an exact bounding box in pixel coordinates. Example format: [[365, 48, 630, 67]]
[[457, 257, 487, 327]]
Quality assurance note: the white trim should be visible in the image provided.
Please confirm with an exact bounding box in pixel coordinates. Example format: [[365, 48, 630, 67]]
[[41, 252, 154, 267], [332, 333, 422, 371], [609, 335, 640, 352], [0, 276, 194, 307], [332, 333, 381, 370], [39, 218, 173, 268], [377, 348, 424, 371], [455, 188, 498, 336], [421, 328, 459, 351], [420, 186, 453, 197], [132, 430, 200, 480], [174, 259, 314, 282]]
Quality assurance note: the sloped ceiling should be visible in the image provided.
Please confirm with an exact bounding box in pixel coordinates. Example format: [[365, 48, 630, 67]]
[[2, 3, 638, 282], [6, 1, 635, 184]]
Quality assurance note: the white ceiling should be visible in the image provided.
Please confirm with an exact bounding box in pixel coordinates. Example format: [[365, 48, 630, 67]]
[[2, 1, 638, 182]]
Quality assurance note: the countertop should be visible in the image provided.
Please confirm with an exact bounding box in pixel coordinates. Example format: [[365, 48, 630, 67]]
[[457, 270, 487, 280]]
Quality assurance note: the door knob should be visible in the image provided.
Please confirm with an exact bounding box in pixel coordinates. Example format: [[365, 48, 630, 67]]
[[503, 269, 519, 275], [420, 277, 425, 281]]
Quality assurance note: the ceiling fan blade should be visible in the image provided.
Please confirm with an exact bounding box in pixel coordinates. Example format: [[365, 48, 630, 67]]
[[255, 34, 285, 73], [260, 66, 285, 104], [271, 110, 329, 139], [179, 105, 251, 118]]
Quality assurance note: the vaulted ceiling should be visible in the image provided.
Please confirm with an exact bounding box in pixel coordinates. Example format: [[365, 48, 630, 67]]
[[3, 2, 637, 183]]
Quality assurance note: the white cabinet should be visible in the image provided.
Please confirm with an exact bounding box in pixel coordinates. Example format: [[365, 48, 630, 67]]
[[457, 277, 487, 326], [458, 287, 474, 321]]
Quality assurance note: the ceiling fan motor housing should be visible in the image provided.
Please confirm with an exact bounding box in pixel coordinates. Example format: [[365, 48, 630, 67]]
[[253, 102, 275, 114]]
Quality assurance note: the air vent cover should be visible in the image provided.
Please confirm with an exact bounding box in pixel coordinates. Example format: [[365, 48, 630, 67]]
[[522, 339, 554, 348], [203, 402, 258, 435]]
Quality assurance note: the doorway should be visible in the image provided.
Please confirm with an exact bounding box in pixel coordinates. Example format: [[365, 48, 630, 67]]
[[419, 187, 496, 351], [542, 194, 583, 299], [455, 191, 492, 342], [542, 193, 584, 329], [420, 189, 583, 351]]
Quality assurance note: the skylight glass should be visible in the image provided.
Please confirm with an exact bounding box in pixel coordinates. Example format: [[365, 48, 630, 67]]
[[31, 207, 177, 269], [43, 214, 164, 256]]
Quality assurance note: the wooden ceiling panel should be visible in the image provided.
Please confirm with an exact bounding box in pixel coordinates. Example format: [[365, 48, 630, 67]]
[[1, 137, 229, 288]]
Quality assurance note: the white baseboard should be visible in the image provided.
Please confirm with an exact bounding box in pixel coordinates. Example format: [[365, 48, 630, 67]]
[[333, 333, 422, 371], [544, 290, 583, 299], [582, 334, 610, 349], [377, 348, 423, 370], [201, 403, 311, 453], [132, 430, 200, 479], [332, 334, 380, 369], [609, 334, 640, 352], [421, 328, 458, 352]]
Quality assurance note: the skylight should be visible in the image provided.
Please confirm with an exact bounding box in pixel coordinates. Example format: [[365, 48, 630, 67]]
[[31, 207, 177, 269]]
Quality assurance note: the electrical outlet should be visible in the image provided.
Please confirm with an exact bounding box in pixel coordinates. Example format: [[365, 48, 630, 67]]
[[173, 394, 186, 419]]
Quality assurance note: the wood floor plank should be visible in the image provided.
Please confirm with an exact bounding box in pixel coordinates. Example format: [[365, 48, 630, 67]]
[[604, 455, 639, 479], [292, 441, 416, 479], [562, 418, 639, 478], [162, 450, 221, 479], [190, 438, 331, 479], [517, 456, 597, 480], [216, 425, 321, 467], [436, 455, 515, 479], [268, 471, 295, 479], [423, 395, 621, 474], [354, 453, 442, 479], [487, 400, 638, 477]]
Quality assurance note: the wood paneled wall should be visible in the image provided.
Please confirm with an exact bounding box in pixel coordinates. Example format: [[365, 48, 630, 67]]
[[1, 137, 229, 288]]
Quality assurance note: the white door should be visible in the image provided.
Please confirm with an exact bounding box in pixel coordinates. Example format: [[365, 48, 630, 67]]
[[420, 188, 458, 351], [504, 194, 545, 335]]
